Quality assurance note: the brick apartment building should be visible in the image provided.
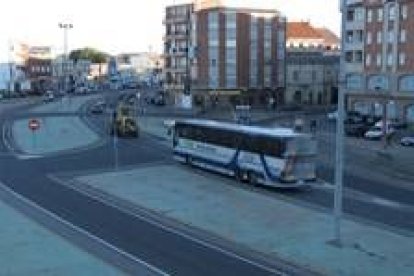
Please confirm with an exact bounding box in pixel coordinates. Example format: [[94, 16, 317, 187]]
[[25, 46, 53, 94], [164, 1, 286, 108], [342, 0, 414, 122]]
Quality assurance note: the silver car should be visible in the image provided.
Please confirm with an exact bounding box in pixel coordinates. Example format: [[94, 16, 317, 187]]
[[400, 136, 414, 147]]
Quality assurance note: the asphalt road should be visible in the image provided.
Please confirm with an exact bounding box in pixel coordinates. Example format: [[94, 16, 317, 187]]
[[0, 93, 413, 275], [0, 94, 307, 276]]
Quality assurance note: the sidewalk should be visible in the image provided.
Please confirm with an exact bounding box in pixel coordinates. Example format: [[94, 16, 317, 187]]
[[0, 190, 122, 275], [76, 164, 414, 276]]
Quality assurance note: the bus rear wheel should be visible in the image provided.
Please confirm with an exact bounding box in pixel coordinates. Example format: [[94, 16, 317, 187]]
[[247, 172, 258, 186]]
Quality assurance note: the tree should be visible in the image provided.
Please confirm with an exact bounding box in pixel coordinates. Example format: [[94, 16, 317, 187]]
[[69, 47, 109, 63]]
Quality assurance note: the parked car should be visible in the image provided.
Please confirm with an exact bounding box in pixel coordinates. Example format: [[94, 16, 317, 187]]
[[346, 111, 363, 124], [90, 102, 106, 114], [150, 92, 166, 106], [327, 110, 364, 124], [360, 115, 381, 126], [327, 110, 338, 120], [364, 125, 395, 140], [375, 120, 407, 129], [345, 123, 371, 137], [43, 91, 55, 102], [400, 136, 414, 147]]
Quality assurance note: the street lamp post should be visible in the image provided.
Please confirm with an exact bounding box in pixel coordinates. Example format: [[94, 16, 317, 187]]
[[332, 0, 346, 246], [58, 22, 73, 93]]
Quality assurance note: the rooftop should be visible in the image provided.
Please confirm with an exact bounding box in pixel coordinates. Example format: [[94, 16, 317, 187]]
[[315, 27, 340, 45], [287, 21, 323, 39]]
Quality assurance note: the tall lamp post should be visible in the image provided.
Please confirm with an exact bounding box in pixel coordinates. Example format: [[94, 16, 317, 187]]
[[333, 0, 346, 246], [58, 22, 73, 92]]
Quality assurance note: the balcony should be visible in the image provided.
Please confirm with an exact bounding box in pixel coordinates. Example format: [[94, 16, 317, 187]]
[[164, 67, 186, 73], [164, 32, 189, 41], [163, 15, 191, 25]]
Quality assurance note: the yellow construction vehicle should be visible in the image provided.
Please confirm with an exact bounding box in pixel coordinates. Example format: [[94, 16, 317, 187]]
[[110, 104, 139, 137]]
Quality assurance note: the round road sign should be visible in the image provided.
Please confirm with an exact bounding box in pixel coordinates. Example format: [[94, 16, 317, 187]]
[[28, 119, 40, 131]]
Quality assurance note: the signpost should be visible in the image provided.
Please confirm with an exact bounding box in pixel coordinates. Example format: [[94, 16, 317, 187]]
[[28, 119, 40, 131], [28, 119, 40, 149]]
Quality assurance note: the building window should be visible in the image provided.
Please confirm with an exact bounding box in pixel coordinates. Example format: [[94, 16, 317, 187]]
[[367, 9, 373, 23], [355, 8, 364, 21], [387, 53, 393, 66], [400, 29, 407, 43], [347, 9, 355, 21], [345, 51, 353, 63], [356, 30, 364, 42], [293, 71, 299, 81], [225, 12, 237, 88], [312, 71, 317, 81], [389, 4, 396, 21], [365, 53, 371, 66], [376, 53, 382, 67], [377, 8, 383, 22], [388, 30, 395, 43], [208, 11, 219, 30], [346, 31, 353, 43], [377, 31, 382, 44], [366, 32, 372, 44], [355, 51, 363, 63], [399, 52, 406, 66], [401, 5, 408, 20]]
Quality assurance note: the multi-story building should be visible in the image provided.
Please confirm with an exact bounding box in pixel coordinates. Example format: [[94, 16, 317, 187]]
[[342, 0, 414, 122], [164, 3, 195, 106], [164, 1, 286, 108], [286, 51, 340, 106], [26, 57, 52, 93], [285, 22, 340, 106], [26, 46, 53, 93]]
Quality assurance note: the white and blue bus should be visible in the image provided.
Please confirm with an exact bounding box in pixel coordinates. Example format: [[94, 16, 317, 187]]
[[172, 119, 318, 188]]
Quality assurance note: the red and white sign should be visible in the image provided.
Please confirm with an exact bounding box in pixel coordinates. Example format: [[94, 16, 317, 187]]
[[28, 119, 40, 131]]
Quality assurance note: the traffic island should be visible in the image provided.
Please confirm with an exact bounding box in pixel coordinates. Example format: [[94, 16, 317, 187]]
[[11, 116, 100, 156], [74, 164, 414, 276]]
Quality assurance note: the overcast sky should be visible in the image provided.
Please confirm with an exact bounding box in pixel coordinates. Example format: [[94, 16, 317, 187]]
[[0, 0, 340, 62]]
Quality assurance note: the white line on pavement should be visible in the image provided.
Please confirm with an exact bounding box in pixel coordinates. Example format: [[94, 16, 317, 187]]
[[0, 181, 169, 276], [50, 175, 287, 275], [314, 180, 413, 212]]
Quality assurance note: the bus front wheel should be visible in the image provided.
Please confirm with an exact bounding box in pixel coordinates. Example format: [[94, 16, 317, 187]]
[[235, 170, 248, 183]]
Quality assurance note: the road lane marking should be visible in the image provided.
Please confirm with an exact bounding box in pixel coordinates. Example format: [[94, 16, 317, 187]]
[[49, 175, 292, 275], [313, 180, 414, 213], [0, 181, 169, 276]]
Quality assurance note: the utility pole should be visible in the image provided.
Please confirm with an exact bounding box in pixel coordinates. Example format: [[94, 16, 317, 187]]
[[333, 0, 346, 246], [8, 40, 14, 97], [58, 22, 73, 93]]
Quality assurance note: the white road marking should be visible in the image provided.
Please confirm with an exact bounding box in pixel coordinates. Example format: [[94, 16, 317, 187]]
[[2, 121, 15, 154], [313, 179, 413, 212], [371, 197, 406, 209], [0, 181, 169, 276], [49, 175, 287, 275], [16, 154, 42, 160]]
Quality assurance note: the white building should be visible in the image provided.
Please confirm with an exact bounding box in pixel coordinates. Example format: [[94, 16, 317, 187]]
[[0, 63, 30, 93]]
